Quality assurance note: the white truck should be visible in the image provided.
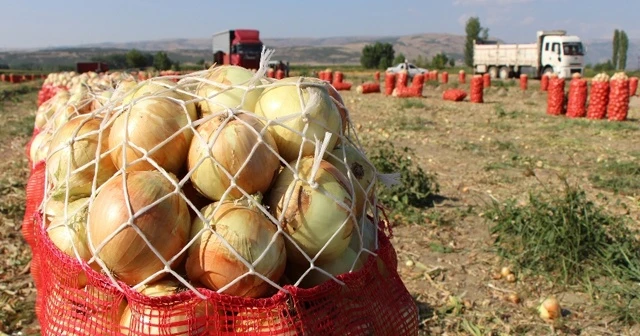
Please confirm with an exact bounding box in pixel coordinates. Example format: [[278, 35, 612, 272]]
[[473, 30, 585, 79]]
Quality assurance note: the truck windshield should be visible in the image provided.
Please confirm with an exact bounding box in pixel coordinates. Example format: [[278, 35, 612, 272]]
[[563, 42, 584, 56], [234, 43, 263, 55]]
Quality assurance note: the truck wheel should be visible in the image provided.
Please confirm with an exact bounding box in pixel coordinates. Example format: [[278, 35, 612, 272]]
[[499, 67, 511, 80], [489, 67, 498, 79]]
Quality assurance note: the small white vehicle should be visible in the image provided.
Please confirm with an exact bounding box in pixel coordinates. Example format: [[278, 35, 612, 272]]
[[386, 63, 428, 77], [473, 30, 585, 79]]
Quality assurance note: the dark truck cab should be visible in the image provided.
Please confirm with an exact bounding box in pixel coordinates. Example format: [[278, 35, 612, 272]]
[[212, 29, 263, 70]]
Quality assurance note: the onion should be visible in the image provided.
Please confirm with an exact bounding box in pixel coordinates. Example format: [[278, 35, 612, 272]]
[[296, 77, 348, 134], [47, 197, 91, 287], [325, 142, 376, 217], [29, 130, 52, 165], [90, 90, 113, 111], [185, 200, 286, 298], [187, 113, 280, 201], [47, 115, 117, 201], [538, 297, 561, 321], [286, 247, 364, 288], [348, 217, 377, 253], [87, 170, 191, 286], [254, 76, 342, 162], [122, 78, 198, 122], [35, 90, 70, 130], [120, 280, 210, 335], [195, 65, 263, 117], [234, 308, 297, 335], [109, 97, 193, 174], [265, 156, 355, 264]]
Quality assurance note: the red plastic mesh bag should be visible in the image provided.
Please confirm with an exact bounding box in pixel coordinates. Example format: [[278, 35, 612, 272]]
[[333, 71, 344, 84], [482, 73, 491, 88], [566, 78, 587, 118], [22, 51, 419, 335], [384, 72, 395, 96], [356, 83, 380, 94], [395, 71, 408, 89], [587, 73, 610, 120], [332, 82, 352, 91], [470, 75, 484, 103], [540, 75, 549, 91], [275, 70, 285, 80], [392, 74, 424, 98], [442, 89, 467, 102], [440, 72, 449, 84], [608, 73, 630, 121], [458, 70, 466, 84], [546, 77, 565, 116], [629, 77, 638, 97], [519, 74, 528, 91], [373, 71, 380, 83]]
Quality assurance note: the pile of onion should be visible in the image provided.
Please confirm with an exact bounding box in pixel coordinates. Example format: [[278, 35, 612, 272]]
[[187, 113, 280, 201], [254, 77, 342, 162], [121, 78, 198, 122], [87, 170, 191, 285], [185, 200, 286, 298], [195, 65, 263, 117], [266, 156, 355, 265]]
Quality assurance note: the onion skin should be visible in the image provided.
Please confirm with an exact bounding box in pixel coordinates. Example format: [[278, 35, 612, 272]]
[[120, 280, 210, 335], [122, 78, 198, 122], [88, 170, 191, 286], [325, 142, 376, 217], [187, 113, 280, 201], [47, 116, 117, 201], [254, 77, 342, 162], [109, 97, 193, 174], [196, 65, 263, 117], [29, 130, 52, 165], [348, 217, 377, 253], [266, 157, 355, 265], [297, 77, 348, 134], [185, 201, 286, 298]]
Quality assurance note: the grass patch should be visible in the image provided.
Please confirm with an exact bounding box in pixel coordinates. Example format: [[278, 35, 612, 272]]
[[399, 98, 426, 110], [543, 118, 640, 132], [457, 141, 484, 154], [367, 140, 439, 223], [494, 105, 521, 119], [486, 182, 640, 324], [393, 115, 434, 131], [589, 161, 640, 195]]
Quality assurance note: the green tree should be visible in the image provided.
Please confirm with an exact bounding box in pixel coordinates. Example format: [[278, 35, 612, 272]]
[[153, 51, 173, 70], [612, 29, 620, 69], [413, 55, 429, 68], [126, 49, 149, 69], [431, 52, 450, 69], [464, 17, 487, 67], [393, 53, 406, 66], [448, 58, 455, 67], [171, 61, 181, 71], [360, 42, 395, 69], [619, 30, 628, 70]]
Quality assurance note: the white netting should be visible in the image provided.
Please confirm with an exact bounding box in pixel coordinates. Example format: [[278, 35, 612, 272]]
[[34, 49, 387, 306]]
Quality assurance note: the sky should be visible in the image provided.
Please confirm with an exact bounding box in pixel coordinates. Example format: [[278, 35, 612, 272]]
[[0, 0, 637, 49]]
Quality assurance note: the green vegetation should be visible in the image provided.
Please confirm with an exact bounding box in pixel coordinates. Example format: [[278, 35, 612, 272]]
[[464, 17, 489, 67], [590, 160, 640, 195], [487, 183, 640, 323], [360, 42, 395, 69]]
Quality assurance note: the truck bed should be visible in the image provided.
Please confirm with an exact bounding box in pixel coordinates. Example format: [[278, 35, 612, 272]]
[[474, 43, 539, 68]]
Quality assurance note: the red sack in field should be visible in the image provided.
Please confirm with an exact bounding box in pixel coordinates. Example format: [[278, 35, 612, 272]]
[[566, 78, 587, 118], [441, 72, 449, 84], [458, 70, 466, 84], [392, 86, 422, 97], [541, 75, 549, 91], [356, 82, 381, 94], [629, 77, 638, 96], [483, 73, 491, 88], [520, 74, 528, 91], [442, 89, 467, 102], [470, 75, 484, 103], [332, 81, 352, 91], [384, 72, 396, 96], [374, 71, 380, 82], [608, 73, 630, 121], [587, 73, 610, 120], [547, 77, 565, 115], [267, 68, 275, 78], [333, 71, 344, 84], [396, 71, 408, 89], [275, 69, 285, 80]]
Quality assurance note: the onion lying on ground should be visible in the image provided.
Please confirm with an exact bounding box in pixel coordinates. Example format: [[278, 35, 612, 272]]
[[325, 142, 376, 217], [88, 170, 191, 286], [120, 280, 210, 335], [187, 113, 280, 201], [185, 200, 286, 298], [122, 78, 198, 122], [266, 156, 355, 265], [46, 115, 117, 201], [196, 65, 263, 117], [254, 77, 342, 162], [109, 97, 193, 174]]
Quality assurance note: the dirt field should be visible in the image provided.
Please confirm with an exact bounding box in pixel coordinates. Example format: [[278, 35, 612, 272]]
[[1, 76, 639, 335]]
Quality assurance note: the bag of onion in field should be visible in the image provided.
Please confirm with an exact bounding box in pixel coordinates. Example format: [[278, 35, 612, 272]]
[[587, 73, 610, 120], [607, 72, 630, 121], [22, 50, 418, 335]]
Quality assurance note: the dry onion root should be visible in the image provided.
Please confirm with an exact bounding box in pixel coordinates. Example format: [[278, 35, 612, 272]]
[[88, 170, 191, 286], [185, 200, 286, 298], [187, 113, 280, 202], [266, 156, 355, 265]]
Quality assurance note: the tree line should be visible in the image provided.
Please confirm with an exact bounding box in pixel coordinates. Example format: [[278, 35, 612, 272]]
[[91, 49, 182, 71], [359, 42, 457, 70]]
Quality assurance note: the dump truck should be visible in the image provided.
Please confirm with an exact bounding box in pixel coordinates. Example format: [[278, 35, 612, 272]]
[[473, 30, 585, 79], [212, 29, 263, 70]]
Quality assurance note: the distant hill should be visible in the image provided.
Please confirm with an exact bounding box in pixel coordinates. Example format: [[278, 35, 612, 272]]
[[1, 33, 638, 69]]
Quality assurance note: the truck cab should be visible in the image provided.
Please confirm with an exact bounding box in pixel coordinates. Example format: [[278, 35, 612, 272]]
[[212, 29, 263, 70], [539, 32, 584, 78]]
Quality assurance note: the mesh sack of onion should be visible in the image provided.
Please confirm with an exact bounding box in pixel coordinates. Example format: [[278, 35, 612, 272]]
[[22, 49, 419, 335]]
